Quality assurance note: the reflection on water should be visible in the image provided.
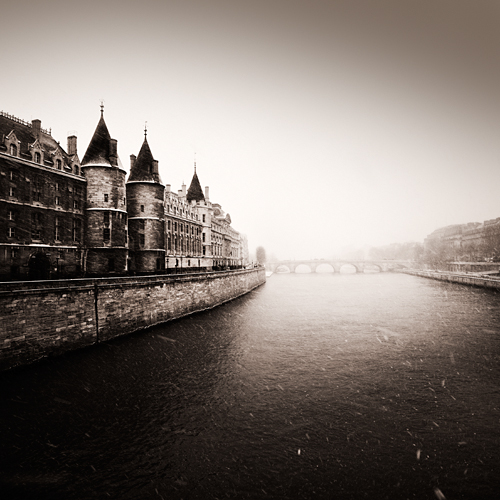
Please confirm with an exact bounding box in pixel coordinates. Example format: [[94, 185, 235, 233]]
[[1, 273, 499, 499]]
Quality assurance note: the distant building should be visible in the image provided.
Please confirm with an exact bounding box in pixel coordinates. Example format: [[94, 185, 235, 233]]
[[0, 109, 248, 280], [424, 218, 500, 261]]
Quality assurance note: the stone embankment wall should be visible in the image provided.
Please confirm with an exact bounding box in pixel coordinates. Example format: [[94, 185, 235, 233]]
[[401, 269, 500, 290], [444, 262, 500, 274], [0, 268, 266, 371]]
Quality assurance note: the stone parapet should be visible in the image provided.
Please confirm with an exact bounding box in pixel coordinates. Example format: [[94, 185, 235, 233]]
[[0, 268, 266, 371]]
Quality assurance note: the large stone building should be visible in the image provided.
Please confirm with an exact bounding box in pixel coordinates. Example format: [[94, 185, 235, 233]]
[[424, 218, 500, 261], [0, 109, 248, 280]]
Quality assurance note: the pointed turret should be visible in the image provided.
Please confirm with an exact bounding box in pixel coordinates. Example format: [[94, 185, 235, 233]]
[[128, 137, 162, 183], [81, 106, 128, 275], [126, 128, 165, 273], [81, 110, 119, 167], [186, 170, 205, 203]]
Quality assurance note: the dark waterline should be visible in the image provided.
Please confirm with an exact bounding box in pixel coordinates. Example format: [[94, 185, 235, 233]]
[[1, 273, 499, 499]]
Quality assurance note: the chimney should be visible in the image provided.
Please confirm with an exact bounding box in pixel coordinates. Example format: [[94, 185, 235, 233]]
[[152, 160, 159, 174], [130, 154, 136, 170], [182, 183, 186, 196], [205, 186, 210, 201], [32, 119, 41, 138], [67, 135, 77, 156], [109, 139, 118, 166], [166, 184, 171, 193]]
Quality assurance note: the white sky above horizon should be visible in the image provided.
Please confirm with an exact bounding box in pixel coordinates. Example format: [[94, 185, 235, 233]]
[[3, 0, 500, 260]]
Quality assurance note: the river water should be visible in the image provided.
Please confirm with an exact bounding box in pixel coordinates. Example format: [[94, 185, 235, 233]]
[[1, 272, 499, 500]]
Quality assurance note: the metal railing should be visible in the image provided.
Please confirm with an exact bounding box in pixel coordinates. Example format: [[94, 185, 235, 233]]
[[0, 111, 51, 135]]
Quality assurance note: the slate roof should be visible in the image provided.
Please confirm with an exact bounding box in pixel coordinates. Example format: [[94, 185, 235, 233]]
[[186, 171, 205, 202], [128, 137, 162, 183], [81, 114, 115, 166], [0, 113, 71, 168]]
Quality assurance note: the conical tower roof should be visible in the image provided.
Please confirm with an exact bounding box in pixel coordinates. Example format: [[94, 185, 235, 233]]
[[128, 137, 162, 183], [81, 113, 115, 166], [186, 170, 205, 202]]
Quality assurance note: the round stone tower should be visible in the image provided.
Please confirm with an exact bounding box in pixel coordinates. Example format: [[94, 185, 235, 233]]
[[81, 108, 128, 275], [126, 131, 165, 273]]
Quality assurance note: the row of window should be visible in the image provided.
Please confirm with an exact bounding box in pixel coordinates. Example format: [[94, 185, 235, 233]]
[[8, 170, 82, 193], [4, 247, 81, 259], [7, 186, 82, 209], [6, 172, 83, 204], [7, 218, 82, 242], [166, 203, 198, 220], [102, 211, 127, 243], [166, 235, 202, 255], [8, 143, 81, 175], [166, 220, 201, 235]]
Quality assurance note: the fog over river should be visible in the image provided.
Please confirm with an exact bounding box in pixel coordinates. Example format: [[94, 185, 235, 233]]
[[1, 272, 499, 499]]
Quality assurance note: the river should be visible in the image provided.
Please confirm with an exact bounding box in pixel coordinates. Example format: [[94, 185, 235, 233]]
[[1, 272, 499, 499]]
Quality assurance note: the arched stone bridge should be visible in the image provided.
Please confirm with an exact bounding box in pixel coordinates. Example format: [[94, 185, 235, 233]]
[[266, 259, 412, 274]]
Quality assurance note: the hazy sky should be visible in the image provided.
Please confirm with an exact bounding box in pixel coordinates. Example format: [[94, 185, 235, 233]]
[[3, 0, 500, 259]]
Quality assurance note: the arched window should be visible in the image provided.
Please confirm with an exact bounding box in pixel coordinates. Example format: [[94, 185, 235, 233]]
[[10, 144, 17, 156], [74, 164, 79, 175], [34, 152, 41, 164]]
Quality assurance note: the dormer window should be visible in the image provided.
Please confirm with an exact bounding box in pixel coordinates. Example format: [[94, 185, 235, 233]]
[[10, 144, 17, 156], [34, 152, 41, 164], [74, 164, 79, 175], [56, 159, 62, 170]]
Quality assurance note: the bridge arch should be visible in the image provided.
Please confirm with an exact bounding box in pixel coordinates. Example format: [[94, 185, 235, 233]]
[[339, 263, 358, 274], [266, 259, 412, 274], [316, 263, 335, 273], [363, 263, 382, 273], [294, 263, 313, 273], [275, 264, 291, 273]]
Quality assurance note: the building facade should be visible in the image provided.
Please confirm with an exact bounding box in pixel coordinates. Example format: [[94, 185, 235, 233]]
[[0, 111, 85, 280], [424, 218, 500, 262], [0, 109, 248, 280]]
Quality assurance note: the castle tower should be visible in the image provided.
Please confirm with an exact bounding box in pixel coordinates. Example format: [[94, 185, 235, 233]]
[[185, 166, 213, 269], [81, 107, 128, 275], [126, 129, 165, 273], [186, 167, 205, 204]]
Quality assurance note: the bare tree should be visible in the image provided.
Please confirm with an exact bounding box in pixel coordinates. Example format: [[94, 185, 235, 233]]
[[256, 246, 266, 266], [423, 239, 454, 270]]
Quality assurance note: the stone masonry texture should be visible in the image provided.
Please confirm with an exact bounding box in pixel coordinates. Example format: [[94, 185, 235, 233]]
[[0, 268, 265, 371]]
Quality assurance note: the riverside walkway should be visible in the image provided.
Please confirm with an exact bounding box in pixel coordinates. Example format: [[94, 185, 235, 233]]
[[400, 268, 500, 290]]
